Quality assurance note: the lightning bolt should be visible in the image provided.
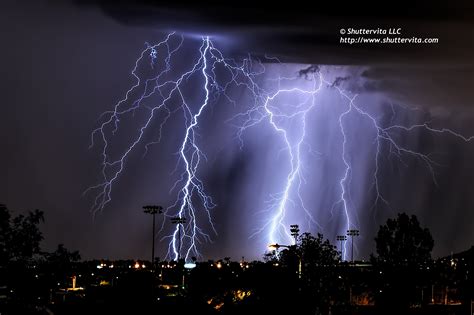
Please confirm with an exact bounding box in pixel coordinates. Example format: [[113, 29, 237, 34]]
[[87, 33, 473, 262], [330, 85, 473, 260], [87, 33, 267, 261], [243, 73, 324, 245], [234, 67, 473, 261], [168, 37, 213, 260]]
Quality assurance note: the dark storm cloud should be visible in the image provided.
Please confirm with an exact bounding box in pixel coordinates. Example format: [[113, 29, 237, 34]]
[[70, 0, 474, 115], [74, 0, 474, 65], [298, 65, 320, 79], [360, 66, 474, 110], [76, 0, 474, 112], [331, 76, 350, 88]]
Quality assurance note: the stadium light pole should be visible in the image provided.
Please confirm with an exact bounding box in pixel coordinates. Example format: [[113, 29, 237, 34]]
[[290, 224, 300, 244], [347, 229, 360, 263], [336, 235, 347, 260], [142, 205, 163, 270]]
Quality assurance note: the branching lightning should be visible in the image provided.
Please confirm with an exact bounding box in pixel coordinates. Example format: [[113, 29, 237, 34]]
[[87, 33, 473, 261], [87, 33, 267, 261]]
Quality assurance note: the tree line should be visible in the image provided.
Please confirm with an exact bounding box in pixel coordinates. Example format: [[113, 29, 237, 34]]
[[1, 203, 467, 315]]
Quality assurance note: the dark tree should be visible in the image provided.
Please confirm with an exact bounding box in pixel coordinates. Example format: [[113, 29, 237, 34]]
[[42, 244, 81, 290], [276, 233, 341, 314], [46, 244, 81, 265], [374, 212, 433, 266], [299, 232, 340, 266], [372, 213, 434, 312], [0, 204, 45, 311], [0, 204, 44, 266], [262, 250, 278, 263], [0, 204, 11, 265], [300, 233, 342, 313], [277, 233, 340, 270]]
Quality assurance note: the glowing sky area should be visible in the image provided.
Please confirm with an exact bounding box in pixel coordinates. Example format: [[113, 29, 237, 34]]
[[2, 1, 474, 262], [86, 33, 474, 262]]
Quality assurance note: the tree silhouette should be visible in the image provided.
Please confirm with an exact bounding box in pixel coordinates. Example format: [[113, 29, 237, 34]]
[[299, 232, 340, 266], [45, 244, 81, 265], [0, 204, 11, 265], [0, 204, 44, 266], [0, 204, 45, 310], [373, 212, 433, 266], [276, 232, 341, 314], [42, 244, 81, 289], [372, 213, 434, 312]]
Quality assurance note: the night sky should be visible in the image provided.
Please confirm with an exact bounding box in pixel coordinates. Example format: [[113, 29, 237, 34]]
[[2, 0, 474, 261]]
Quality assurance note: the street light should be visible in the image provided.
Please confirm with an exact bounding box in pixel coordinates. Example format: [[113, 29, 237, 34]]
[[171, 217, 187, 261], [346, 229, 360, 263], [142, 205, 163, 269], [336, 235, 347, 259]]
